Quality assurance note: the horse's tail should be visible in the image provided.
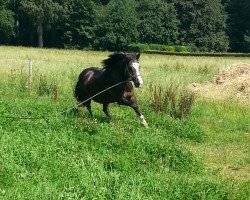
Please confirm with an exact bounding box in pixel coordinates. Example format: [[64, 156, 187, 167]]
[[74, 79, 82, 102]]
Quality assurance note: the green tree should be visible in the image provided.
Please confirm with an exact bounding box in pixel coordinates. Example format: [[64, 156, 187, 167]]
[[137, 0, 179, 45], [226, 0, 250, 52], [61, 0, 96, 49], [0, 0, 11, 9], [0, 2, 15, 44], [94, 0, 138, 50], [19, 0, 63, 47], [171, 0, 229, 52], [93, 0, 110, 5]]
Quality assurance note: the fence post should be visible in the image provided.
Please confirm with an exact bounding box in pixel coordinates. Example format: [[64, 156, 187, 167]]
[[28, 59, 33, 93]]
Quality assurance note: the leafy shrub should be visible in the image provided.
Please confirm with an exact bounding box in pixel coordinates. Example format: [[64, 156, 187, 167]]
[[127, 43, 149, 52], [165, 45, 175, 52], [175, 45, 189, 52], [188, 45, 199, 52], [127, 43, 192, 53], [149, 44, 161, 51]]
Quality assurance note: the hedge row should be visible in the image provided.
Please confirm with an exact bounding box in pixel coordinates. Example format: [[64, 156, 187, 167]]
[[127, 43, 196, 53], [144, 50, 250, 57], [127, 44, 250, 57]]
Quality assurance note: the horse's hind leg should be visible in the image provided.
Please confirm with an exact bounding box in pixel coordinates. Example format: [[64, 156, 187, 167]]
[[103, 103, 111, 118], [83, 100, 93, 118]]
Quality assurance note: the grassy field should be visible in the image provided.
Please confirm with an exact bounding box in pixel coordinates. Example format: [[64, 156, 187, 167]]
[[0, 46, 249, 199]]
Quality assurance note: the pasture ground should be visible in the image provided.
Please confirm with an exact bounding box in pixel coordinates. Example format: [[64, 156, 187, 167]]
[[0, 46, 249, 199]]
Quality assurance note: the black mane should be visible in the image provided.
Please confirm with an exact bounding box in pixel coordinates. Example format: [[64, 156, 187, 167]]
[[102, 53, 128, 70]]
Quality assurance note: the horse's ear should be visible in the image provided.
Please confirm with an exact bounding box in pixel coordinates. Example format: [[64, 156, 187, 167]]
[[136, 52, 140, 60]]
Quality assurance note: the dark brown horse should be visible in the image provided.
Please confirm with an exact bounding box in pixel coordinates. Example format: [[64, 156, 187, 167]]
[[74, 52, 148, 127]]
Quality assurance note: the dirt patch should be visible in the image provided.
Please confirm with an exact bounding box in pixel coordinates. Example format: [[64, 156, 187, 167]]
[[223, 165, 250, 180], [189, 63, 250, 103]]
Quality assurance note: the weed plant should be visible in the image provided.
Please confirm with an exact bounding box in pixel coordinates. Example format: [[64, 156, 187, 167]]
[[151, 83, 195, 119]]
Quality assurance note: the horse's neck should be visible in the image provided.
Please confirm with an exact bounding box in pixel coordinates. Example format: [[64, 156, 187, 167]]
[[104, 67, 127, 83], [101, 69, 133, 94]]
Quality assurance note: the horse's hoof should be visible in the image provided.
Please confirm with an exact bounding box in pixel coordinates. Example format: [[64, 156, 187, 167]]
[[139, 115, 148, 128], [142, 124, 148, 128], [141, 121, 148, 128]]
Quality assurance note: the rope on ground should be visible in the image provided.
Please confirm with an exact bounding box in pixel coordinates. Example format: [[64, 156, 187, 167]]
[[0, 80, 129, 120]]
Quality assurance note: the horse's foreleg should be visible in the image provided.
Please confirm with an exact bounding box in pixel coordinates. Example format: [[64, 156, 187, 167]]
[[103, 103, 111, 118], [118, 97, 148, 128], [131, 104, 148, 128]]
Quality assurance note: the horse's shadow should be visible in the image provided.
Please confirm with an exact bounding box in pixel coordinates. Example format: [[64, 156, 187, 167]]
[[63, 107, 113, 135]]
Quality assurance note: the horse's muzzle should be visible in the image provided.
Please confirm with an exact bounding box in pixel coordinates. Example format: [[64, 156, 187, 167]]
[[133, 78, 143, 88], [134, 82, 141, 88]]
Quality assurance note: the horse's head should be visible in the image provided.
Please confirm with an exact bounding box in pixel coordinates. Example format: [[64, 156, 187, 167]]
[[103, 52, 144, 88], [126, 53, 143, 88]]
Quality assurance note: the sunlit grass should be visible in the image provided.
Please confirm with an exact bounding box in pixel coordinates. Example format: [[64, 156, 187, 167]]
[[0, 46, 249, 199]]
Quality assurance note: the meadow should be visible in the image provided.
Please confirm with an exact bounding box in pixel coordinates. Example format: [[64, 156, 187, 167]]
[[0, 46, 249, 199]]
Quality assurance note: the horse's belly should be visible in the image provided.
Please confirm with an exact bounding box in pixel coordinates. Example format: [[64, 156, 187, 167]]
[[92, 93, 117, 104]]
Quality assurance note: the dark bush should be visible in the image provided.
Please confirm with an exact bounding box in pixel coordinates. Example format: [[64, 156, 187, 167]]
[[127, 43, 149, 52], [127, 43, 192, 53], [175, 45, 189, 52]]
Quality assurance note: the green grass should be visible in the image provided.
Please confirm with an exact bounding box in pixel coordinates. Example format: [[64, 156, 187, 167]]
[[0, 46, 249, 199]]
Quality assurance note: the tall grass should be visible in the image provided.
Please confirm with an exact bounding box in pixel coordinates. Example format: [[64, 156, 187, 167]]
[[0, 46, 249, 199], [150, 83, 195, 119]]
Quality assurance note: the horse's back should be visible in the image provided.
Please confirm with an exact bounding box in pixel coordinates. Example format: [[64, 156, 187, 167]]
[[79, 67, 103, 84], [75, 67, 104, 102]]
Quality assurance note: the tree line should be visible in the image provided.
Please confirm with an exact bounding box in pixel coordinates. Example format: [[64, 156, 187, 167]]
[[0, 0, 249, 52]]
